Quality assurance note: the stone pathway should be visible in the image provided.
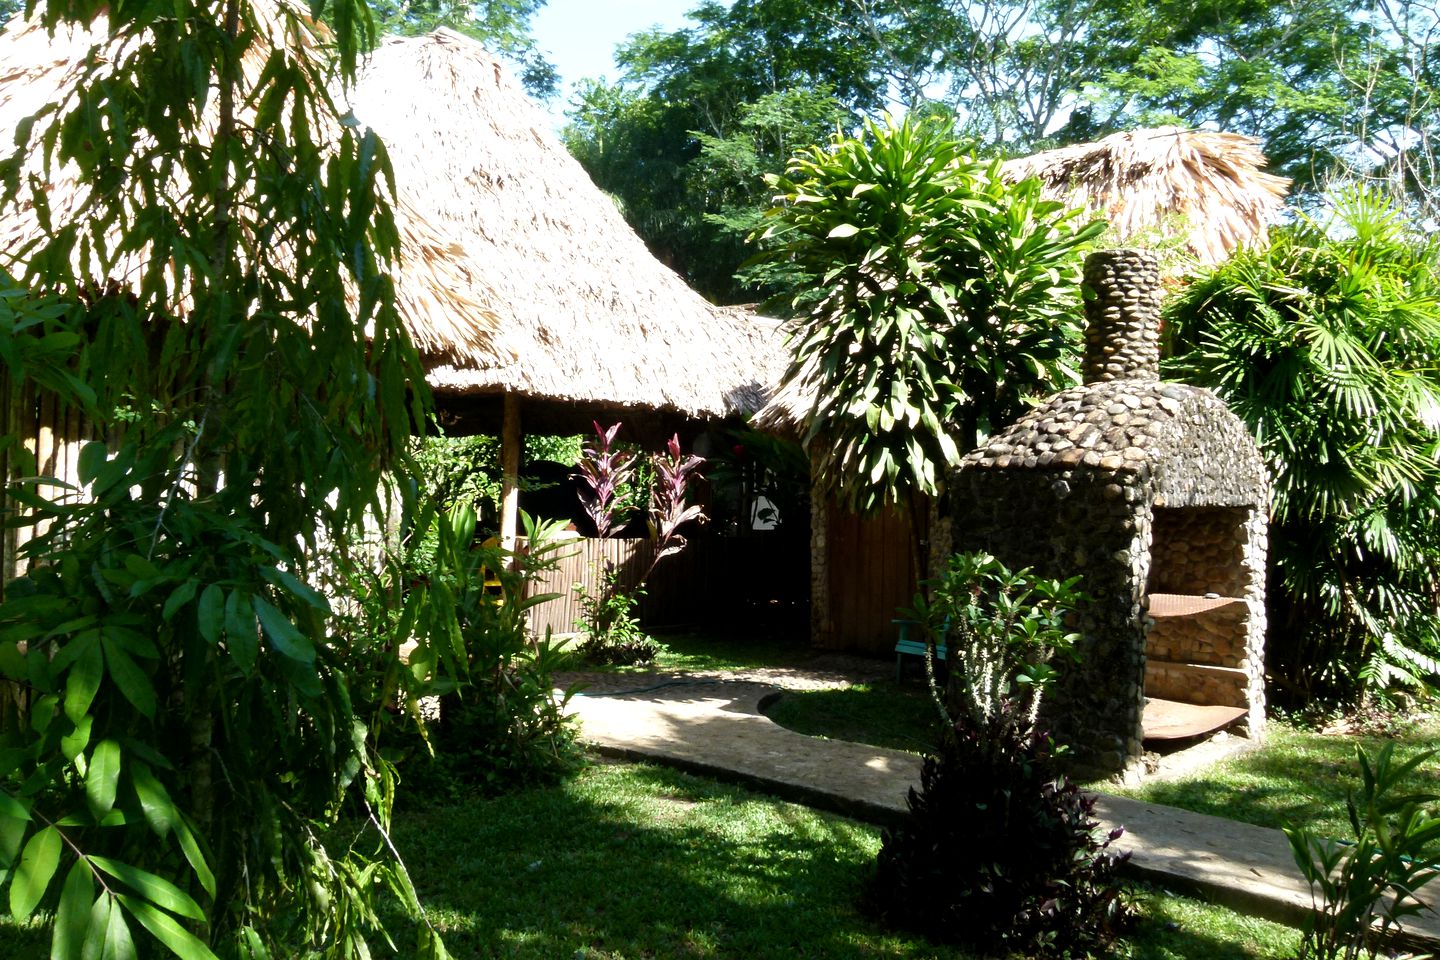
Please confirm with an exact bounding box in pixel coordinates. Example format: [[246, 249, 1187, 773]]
[[557, 669, 1440, 951]]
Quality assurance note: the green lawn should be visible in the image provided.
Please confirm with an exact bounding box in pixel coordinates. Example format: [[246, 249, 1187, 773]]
[[384, 760, 1296, 959], [570, 627, 822, 674], [762, 679, 944, 754], [760, 679, 1440, 842], [1112, 718, 1440, 840], [0, 759, 1299, 959]]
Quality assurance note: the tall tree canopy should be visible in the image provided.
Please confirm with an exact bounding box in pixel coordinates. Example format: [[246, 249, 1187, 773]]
[[565, 0, 1437, 302], [563, 0, 886, 301]]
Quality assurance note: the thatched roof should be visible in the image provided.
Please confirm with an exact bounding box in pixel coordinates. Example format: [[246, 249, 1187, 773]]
[[0, 6, 498, 363], [1001, 127, 1290, 267], [348, 29, 783, 424], [755, 127, 1291, 435]]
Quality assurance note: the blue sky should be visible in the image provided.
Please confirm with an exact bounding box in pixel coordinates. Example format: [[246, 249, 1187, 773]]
[[530, 0, 701, 106]]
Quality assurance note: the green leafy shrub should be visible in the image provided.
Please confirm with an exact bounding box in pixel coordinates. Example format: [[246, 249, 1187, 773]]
[[354, 505, 583, 801], [868, 552, 1127, 957], [574, 567, 663, 667], [755, 115, 1104, 514], [1287, 742, 1440, 959], [1165, 188, 1440, 704], [0, 3, 453, 956]]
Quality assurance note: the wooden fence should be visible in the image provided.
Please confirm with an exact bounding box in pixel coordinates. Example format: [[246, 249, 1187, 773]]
[[525, 530, 810, 638]]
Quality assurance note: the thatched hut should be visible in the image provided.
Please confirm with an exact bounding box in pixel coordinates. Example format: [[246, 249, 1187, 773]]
[[759, 128, 1289, 655], [1001, 127, 1290, 267], [0, 6, 507, 587], [348, 29, 785, 547]]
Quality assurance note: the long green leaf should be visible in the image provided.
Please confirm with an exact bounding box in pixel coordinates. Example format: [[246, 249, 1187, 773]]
[[10, 824, 62, 921], [130, 762, 175, 839], [52, 858, 95, 960], [173, 816, 215, 901], [116, 893, 218, 960], [89, 857, 205, 921], [251, 597, 316, 664], [87, 739, 121, 816], [101, 635, 156, 718]]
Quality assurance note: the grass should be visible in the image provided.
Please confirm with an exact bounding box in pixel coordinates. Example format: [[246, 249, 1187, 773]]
[[1111, 717, 1440, 840], [382, 759, 1297, 959], [762, 678, 945, 754], [601, 627, 819, 674], [764, 680, 1440, 839], [0, 760, 1300, 959], [710, 637, 1440, 842]]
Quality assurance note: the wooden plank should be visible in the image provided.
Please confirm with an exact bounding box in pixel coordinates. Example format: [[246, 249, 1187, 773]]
[[1143, 698, 1247, 740]]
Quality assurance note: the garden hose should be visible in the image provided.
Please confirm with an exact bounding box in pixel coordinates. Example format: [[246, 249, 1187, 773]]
[[572, 678, 730, 698]]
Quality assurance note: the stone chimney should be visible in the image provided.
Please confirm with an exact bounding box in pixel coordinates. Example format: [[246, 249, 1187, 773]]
[[1081, 249, 1163, 384]]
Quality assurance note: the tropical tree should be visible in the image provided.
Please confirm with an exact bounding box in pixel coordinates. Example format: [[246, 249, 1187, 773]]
[[0, 0, 455, 955], [756, 115, 1101, 571], [563, 0, 887, 301], [1166, 188, 1440, 703]]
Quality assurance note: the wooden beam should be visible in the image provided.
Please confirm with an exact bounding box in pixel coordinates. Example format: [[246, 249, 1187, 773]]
[[499, 392, 521, 552]]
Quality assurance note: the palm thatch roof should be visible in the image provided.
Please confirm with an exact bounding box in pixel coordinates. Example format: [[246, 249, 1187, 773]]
[[1001, 126, 1290, 267], [755, 127, 1291, 435], [0, 6, 498, 363], [348, 29, 783, 427]]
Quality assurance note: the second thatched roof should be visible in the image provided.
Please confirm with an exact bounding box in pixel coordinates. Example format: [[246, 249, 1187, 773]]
[[349, 29, 783, 424], [1001, 126, 1290, 266]]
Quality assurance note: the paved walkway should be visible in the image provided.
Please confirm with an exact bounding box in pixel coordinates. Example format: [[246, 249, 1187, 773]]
[[557, 667, 1440, 951]]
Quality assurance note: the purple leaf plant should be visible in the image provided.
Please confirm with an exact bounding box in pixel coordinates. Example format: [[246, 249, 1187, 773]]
[[576, 421, 636, 539], [648, 433, 706, 565]]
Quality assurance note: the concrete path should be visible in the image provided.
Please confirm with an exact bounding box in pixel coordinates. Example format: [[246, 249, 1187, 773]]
[[558, 670, 1440, 951]]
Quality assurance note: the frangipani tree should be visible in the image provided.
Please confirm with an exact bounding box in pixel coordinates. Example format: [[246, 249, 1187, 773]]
[[756, 116, 1101, 564]]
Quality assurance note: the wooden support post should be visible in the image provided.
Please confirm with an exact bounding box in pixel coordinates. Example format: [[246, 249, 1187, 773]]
[[499, 392, 521, 553]]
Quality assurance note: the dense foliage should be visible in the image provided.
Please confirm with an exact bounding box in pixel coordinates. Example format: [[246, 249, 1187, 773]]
[[868, 702, 1130, 956], [361, 507, 581, 802], [758, 116, 1100, 518], [1165, 190, 1440, 703], [0, 0, 485, 955], [563, 0, 874, 301], [1287, 742, 1440, 959]]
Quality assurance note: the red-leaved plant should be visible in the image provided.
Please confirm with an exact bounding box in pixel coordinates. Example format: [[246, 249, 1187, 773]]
[[576, 420, 636, 539], [648, 433, 706, 565]]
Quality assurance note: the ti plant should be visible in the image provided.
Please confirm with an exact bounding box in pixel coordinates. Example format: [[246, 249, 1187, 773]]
[[576, 421, 637, 539], [646, 433, 706, 570], [1287, 742, 1440, 960], [572, 427, 706, 666]]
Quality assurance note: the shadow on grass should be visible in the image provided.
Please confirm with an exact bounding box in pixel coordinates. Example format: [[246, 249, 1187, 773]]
[[384, 761, 1295, 960], [762, 681, 944, 755]]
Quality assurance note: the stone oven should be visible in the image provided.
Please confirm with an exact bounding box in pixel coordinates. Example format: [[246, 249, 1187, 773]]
[[947, 249, 1268, 776]]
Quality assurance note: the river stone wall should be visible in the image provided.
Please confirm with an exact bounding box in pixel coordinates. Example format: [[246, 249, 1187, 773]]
[[947, 248, 1269, 776], [1082, 250, 1164, 383]]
